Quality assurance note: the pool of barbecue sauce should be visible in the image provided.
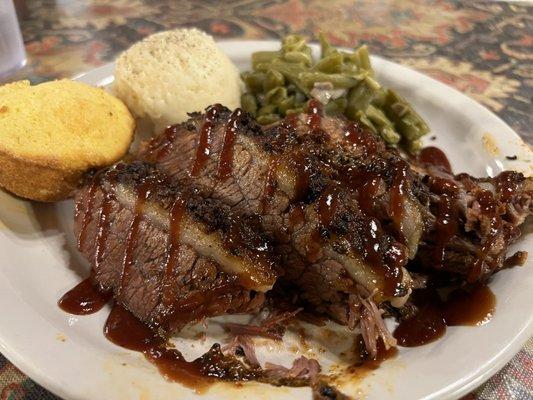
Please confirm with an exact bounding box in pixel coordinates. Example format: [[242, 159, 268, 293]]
[[393, 285, 496, 347], [104, 304, 215, 391], [417, 146, 452, 174], [58, 276, 112, 315]]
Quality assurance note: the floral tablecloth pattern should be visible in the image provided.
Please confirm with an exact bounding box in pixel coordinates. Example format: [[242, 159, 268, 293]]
[[1, 1, 532, 399]]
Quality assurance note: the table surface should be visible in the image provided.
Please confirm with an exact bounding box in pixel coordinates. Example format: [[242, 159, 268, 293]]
[[1, 1, 532, 399]]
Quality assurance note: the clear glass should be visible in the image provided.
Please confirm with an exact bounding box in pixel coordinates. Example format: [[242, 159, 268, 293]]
[[0, 0, 26, 79]]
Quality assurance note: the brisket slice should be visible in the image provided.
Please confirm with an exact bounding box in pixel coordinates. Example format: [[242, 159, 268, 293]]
[[74, 162, 278, 332], [271, 108, 532, 282], [138, 105, 415, 348], [415, 169, 532, 280]]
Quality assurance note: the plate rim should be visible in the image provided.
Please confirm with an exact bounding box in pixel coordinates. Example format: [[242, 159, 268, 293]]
[[0, 39, 531, 400]]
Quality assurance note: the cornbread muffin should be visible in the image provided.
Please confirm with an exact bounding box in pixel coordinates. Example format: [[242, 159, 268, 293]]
[[114, 28, 241, 131], [0, 80, 134, 201]]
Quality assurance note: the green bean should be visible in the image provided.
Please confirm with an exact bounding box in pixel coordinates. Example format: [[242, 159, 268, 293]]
[[299, 72, 361, 89], [324, 97, 347, 115], [356, 111, 377, 133], [319, 32, 335, 58], [366, 104, 392, 127], [365, 105, 401, 144], [263, 70, 285, 92], [241, 72, 265, 94], [257, 61, 310, 95], [383, 90, 429, 140], [258, 104, 277, 116], [257, 114, 281, 125], [286, 107, 305, 115], [284, 51, 312, 65], [252, 51, 280, 69], [278, 96, 296, 114], [371, 88, 387, 107], [241, 93, 258, 114], [353, 45, 372, 71], [282, 35, 307, 50], [241, 34, 430, 153], [313, 52, 343, 73], [346, 81, 375, 116], [362, 75, 380, 91], [396, 116, 427, 141], [379, 125, 401, 145], [405, 138, 422, 154], [265, 87, 288, 105]]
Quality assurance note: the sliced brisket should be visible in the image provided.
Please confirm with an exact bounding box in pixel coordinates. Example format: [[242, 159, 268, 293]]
[[140, 103, 532, 322], [74, 162, 278, 332], [139, 106, 415, 326]]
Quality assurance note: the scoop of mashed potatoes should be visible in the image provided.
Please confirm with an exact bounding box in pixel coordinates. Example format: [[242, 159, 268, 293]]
[[114, 28, 241, 131]]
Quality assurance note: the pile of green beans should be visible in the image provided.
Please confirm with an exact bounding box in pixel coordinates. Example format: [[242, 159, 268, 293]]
[[241, 34, 429, 153]]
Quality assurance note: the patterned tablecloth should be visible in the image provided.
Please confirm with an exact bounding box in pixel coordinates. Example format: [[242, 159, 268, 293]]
[[1, 1, 532, 399]]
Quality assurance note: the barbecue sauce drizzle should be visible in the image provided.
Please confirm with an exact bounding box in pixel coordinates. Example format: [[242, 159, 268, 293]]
[[337, 123, 408, 296], [307, 99, 322, 131], [468, 190, 503, 282], [156, 126, 178, 161], [345, 122, 378, 154], [428, 176, 460, 269], [59, 171, 116, 314], [261, 106, 317, 213], [217, 109, 242, 179], [417, 147, 507, 280], [118, 181, 153, 297], [303, 108, 409, 296], [261, 156, 277, 213], [161, 197, 186, 307], [317, 185, 339, 226], [190, 105, 220, 176], [389, 160, 409, 242], [76, 178, 99, 249]]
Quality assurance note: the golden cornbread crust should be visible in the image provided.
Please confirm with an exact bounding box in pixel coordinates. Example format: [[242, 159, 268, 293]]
[[0, 80, 135, 201]]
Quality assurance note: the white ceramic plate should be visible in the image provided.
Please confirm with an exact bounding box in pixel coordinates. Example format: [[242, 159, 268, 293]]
[[0, 41, 531, 400]]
